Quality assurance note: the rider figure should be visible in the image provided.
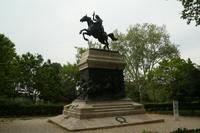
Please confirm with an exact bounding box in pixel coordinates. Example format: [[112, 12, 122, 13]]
[[92, 12, 104, 34]]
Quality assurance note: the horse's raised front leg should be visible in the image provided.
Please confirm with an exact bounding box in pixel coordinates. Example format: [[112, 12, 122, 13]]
[[82, 32, 91, 41], [79, 29, 88, 34]]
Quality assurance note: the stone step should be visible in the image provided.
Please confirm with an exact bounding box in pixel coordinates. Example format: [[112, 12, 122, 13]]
[[92, 103, 133, 107], [64, 103, 143, 110], [65, 107, 139, 114], [63, 100, 146, 119], [67, 109, 146, 119], [64, 105, 139, 110], [92, 105, 142, 109], [92, 107, 139, 112]]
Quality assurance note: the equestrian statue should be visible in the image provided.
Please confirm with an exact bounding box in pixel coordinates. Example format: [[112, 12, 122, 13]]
[[79, 12, 117, 50]]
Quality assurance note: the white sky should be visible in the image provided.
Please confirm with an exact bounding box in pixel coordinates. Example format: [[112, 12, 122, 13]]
[[0, 0, 200, 64]]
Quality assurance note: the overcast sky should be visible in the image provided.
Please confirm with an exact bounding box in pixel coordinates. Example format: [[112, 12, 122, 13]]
[[1, 0, 200, 65]]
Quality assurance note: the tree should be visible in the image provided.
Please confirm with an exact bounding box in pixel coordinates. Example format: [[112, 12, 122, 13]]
[[111, 23, 180, 102], [36, 60, 63, 103], [16, 52, 43, 102], [75, 47, 87, 64], [178, 0, 200, 26], [148, 58, 200, 102], [0, 34, 17, 98], [36, 60, 79, 103], [60, 63, 79, 102]]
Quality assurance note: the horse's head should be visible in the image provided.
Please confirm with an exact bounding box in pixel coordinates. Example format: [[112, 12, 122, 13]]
[[80, 15, 90, 23]]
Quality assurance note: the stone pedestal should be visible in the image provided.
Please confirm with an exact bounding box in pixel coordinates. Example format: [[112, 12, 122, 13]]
[[49, 48, 164, 131], [77, 49, 126, 101]]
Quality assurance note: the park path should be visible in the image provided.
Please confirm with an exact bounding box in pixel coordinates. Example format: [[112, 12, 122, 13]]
[[0, 114, 200, 133]]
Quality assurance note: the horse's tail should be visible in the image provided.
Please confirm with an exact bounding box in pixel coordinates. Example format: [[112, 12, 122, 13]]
[[108, 33, 118, 41]]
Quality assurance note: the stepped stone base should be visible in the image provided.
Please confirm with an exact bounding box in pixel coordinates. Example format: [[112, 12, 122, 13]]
[[49, 114, 164, 131], [62, 99, 146, 119], [49, 99, 164, 131], [49, 49, 164, 131]]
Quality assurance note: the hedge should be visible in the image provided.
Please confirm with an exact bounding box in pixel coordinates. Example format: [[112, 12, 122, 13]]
[[0, 103, 64, 117], [144, 102, 200, 111], [170, 128, 200, 133], [148, 110, 200, 116], [1, 102, 200, 117]]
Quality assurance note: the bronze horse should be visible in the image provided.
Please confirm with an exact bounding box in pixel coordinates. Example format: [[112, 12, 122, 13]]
[[79, 15, 117, 50]]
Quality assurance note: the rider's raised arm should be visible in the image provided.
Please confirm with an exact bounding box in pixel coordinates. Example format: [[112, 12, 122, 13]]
[[92, 12, 97, 21], [93, 16, 97, 21]]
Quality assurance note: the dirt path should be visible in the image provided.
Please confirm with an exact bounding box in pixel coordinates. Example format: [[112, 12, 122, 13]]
[[0, 114, 200, 133]]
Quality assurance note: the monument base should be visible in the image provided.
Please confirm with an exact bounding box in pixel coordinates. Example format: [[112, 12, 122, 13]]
[[49, 99, 164, 131], [49, 49, 164, 131]]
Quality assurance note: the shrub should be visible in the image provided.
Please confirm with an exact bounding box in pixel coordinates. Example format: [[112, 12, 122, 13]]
[[148, 110, 200, 116], [144, 102, 200, 111], [144, 103, 172, 111], [170, 128, 200, 133], [0, 102, 64, 117], [144, 102, 200, 116]]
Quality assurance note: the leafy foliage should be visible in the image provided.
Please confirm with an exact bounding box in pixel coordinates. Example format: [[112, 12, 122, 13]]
[[170, 128, 200, 133], [15, 52, 43, 102], [125, 81, 140, 101], [148, 58, 200, 102], [60, 63, 79, 102], [36, 60, 62, 102], [36, 60, 79, 103], [178, 0, 200, 26], [41, 62, 79, 103], [111, 23, 179, 102], [0, 34, 17, 97], [75, 46, 87, 64], [0, 35, 80, 103]]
